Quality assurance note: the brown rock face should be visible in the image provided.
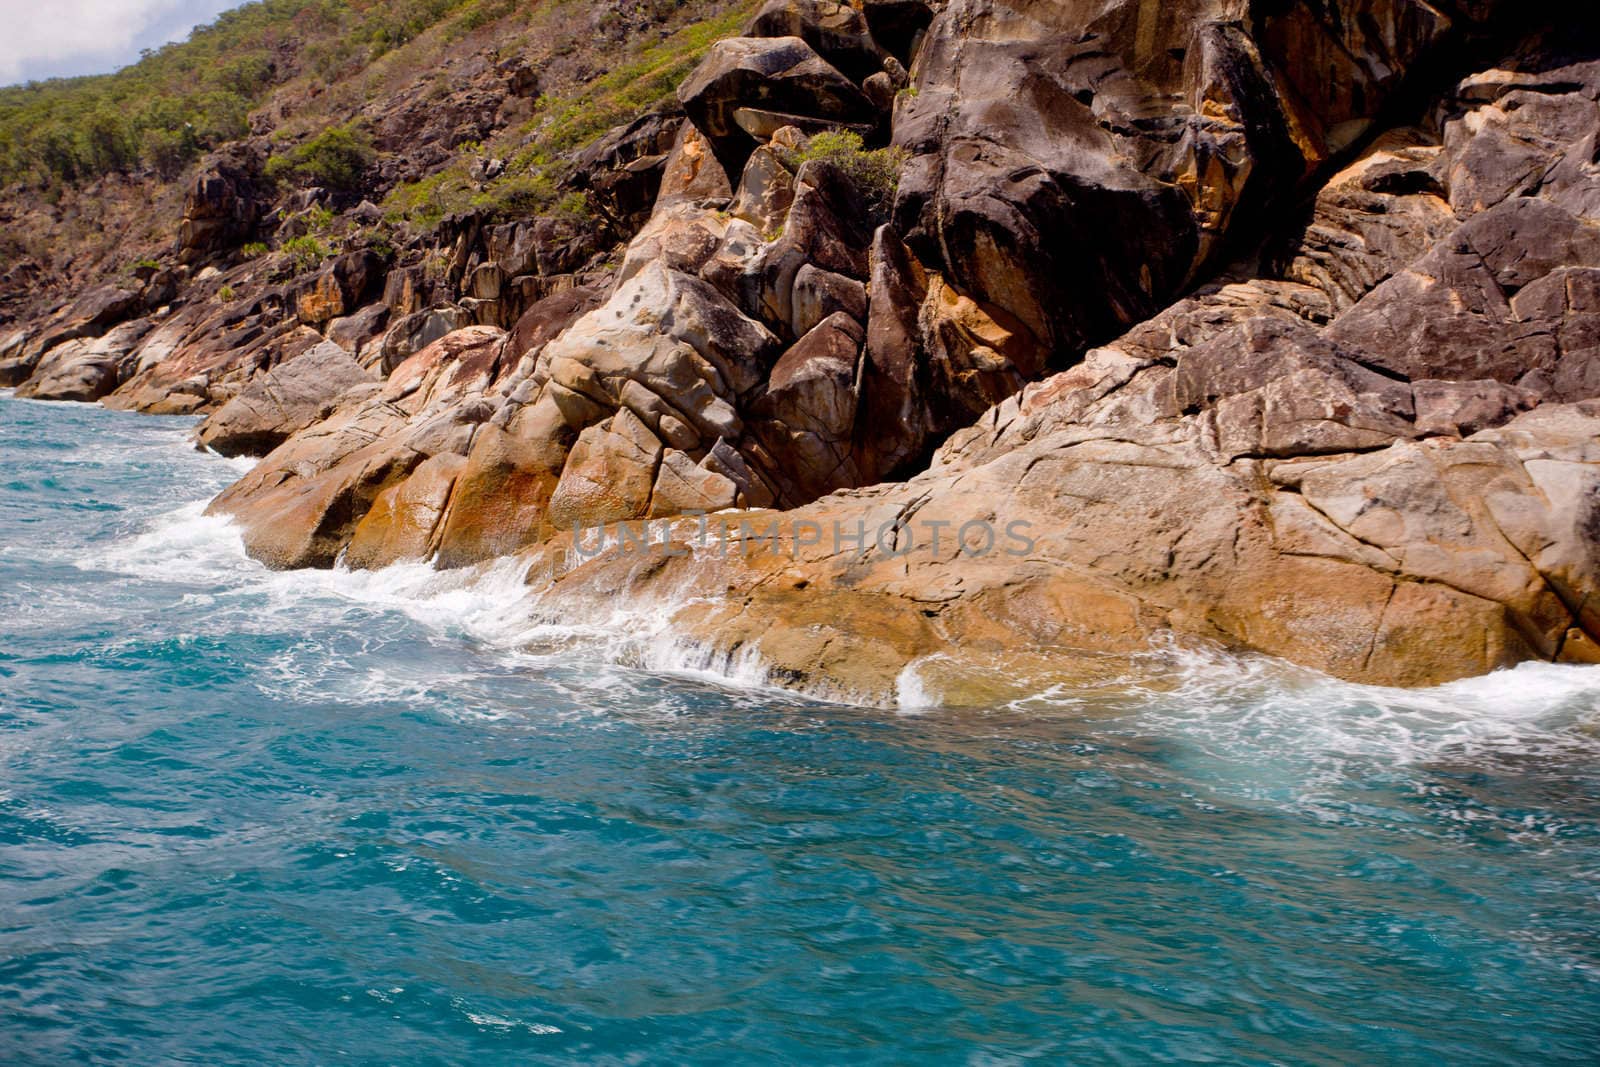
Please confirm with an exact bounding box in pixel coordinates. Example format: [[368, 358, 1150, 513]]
[[29, 0, 1593, 701], [177, 145, 267, 262], [344, 453, 469, 570], [503, 22, 1600, 702], [207, 327, 509, 569], [567, 110, 686, 233], [14, 320, 154, 402], [195, 341, 378, 457], [889, 0, 1517, 372], [292, 252, 384, 328], [747, 0, 890, 83]]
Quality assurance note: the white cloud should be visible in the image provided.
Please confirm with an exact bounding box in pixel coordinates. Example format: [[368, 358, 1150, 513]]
[[0, 0, 241, 86]]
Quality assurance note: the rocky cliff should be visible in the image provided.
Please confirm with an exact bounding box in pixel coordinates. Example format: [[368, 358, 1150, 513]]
[[5, 0, 1599, 704]]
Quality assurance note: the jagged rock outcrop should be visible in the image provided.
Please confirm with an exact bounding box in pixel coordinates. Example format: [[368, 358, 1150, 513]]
[[679, 35, 878, 172], [2, 286, 143, 387], [13, 319, 154, 402], [10, 1, 1600, 698], [178, 145, 268, 262], [504, 19, 1600, 700], [567, 110, 687, 233], [208, 326, 510, 568]]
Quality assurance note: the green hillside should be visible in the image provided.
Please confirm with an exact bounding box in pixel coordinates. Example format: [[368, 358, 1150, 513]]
[[0, 0, 496, 186]]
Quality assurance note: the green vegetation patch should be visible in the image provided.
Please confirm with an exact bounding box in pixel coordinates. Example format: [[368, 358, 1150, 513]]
[[382, 0, 756, 229], [265, 124, 375, 191], [777, 129, 907, 223], [0, 0, 478, 187]]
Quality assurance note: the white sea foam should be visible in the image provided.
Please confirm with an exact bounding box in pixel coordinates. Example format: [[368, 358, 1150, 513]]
[[894, 659, 939, 713], [1052, 638, 1600, 782], [84, 491, 791, 703], [87, 474, 1600, 762]]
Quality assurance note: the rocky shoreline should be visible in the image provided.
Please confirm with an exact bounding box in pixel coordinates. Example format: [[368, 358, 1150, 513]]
[[4, 0, 1599, 701]]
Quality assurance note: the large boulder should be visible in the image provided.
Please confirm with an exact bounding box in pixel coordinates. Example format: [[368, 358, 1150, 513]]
[[14, 320, 153, 402], [378, 306, 470, 374], [546, 408, 665, 529], [888, 0, 1511, 372], [566, 110, 686, 234], [751, 311, 865, 501], [178, 144, 267, 262], [209, 327, 506, 568], [22, 286, 143, 366], [0, 330, 30, 387], [746, 0, 890, 83], [678, 36, 877, 175], [343, 453, 470, 570], [195, 340, 379, 457]]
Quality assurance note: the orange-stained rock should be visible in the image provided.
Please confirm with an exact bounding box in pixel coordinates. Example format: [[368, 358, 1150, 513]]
[[432, 395, 576, 568], [208, 327, 506, 569], [148, 5, 1600, 704], [345, 453, 468, 569], [547, 408, 664, 529]]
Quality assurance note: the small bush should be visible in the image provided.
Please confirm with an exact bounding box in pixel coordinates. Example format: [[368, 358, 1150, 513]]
[[777, 130, 906, 224], [265, 124, 376, 192], [217, 283, 237, 302], [281, 235, 329, 273], [355, 225, 396, 258], [239, 241, 270, 258], [452, 0, 517, 36]]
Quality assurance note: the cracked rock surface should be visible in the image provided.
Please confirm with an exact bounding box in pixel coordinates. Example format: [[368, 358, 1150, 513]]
[[11, 1, 1600, 701]]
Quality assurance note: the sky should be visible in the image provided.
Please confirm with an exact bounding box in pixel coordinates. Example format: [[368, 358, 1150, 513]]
[[0, 0, 244, 86]]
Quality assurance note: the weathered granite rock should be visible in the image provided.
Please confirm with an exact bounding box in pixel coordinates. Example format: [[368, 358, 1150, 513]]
[[746, 0, 889, 83], [208, 327, 506, 568], [650, 448, 741, 516], [178, 144, 267, 261], [22, 286, 143, 367], [728, 144, 797, 234], [525, 393, 1600, 702], [430, 393, 576, 569], [14, 319, 153, 401], [113, 3, 1594, 701], [0, 330, 30, 386], [1327, 198, 1600, 390], [678, 36, 877, 174], [292, 251, 383, 327], [195, 340, 378, 456], [379, 306, 470, 374], [326, 303, 390, 364], [655, 123, 734, 206], [751, 311, 864, 501], [492, 24, 1600, 700], [547, 408, 665, 529], [889, 0, 1511, 371], [566, 110, 686, 233], [344, 452, 469, 569]]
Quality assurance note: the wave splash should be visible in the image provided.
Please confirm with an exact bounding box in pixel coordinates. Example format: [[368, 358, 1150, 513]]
[[85, 492, 1600, 771]]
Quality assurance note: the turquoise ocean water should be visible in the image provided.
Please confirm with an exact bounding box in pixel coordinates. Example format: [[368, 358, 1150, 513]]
[[2, 390, 1599, 1064]]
